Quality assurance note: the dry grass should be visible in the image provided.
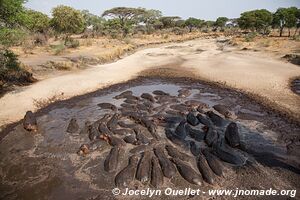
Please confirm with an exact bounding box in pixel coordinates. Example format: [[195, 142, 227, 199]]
[[33, 93, 65, 109]]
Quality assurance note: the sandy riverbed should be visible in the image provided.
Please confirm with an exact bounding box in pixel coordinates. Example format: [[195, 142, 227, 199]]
[[0, 38, 299, 126]]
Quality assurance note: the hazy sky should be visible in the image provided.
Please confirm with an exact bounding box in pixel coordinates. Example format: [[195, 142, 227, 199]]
[[25, 0, 300, 20]]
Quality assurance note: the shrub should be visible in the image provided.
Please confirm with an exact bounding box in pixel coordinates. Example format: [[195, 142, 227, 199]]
[[0, 49, 34, 88], [33, 33, 48, 46], [65, 37, 80, 48], [50, 43, 66, 55], [244, 32, 257, 42], [0, 28, 28, 47], [172, 27, 186, 35]]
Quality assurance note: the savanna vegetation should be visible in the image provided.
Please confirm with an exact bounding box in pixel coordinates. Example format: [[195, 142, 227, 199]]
[[0, 0, 299, 93]]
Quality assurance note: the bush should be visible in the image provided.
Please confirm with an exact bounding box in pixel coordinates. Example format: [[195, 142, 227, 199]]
[[0, 49, 34, 88], [33, 33, 48, 45], [50, 43, 66, 55], [244, 32, 257, 42], [172, 27, 186, 35], [0, 28, 28, 47], [65, 37, 80, 48]]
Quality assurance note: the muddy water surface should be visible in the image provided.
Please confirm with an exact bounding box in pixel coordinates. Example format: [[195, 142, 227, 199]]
[[0, 78, 299, 200]]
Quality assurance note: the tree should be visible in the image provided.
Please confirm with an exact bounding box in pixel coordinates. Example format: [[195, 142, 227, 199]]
[[102, 7, 146, 36], [20, 9, 50, 33], [0, 0, 26, 27], [185, 17, 203, 32], [203, 21, 215, 28], [273, 7, 298, 37], [51, 5, 85, 36], [159, 16, 181, 28], [138, 9, 162, 33], [81, 10, 105, 34], [215, 17, 228, 30], [139, 9, 162, 25], [238, 9, 272, 34]]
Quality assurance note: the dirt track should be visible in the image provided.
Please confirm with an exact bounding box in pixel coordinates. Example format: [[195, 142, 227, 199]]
[[0, 38, 300, 126]]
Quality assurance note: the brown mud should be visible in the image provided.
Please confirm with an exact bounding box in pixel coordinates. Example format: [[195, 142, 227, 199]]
[[0, 75, 299, 200]]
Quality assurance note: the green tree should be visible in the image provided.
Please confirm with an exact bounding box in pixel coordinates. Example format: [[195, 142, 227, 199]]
[[102, 7, 146, 36], [238, 9, 272, 34], [81, 10, 105, 34], [51, 5, 85, 36], [215, 17, 228, 30], [138, 9, 162, 33], [185, 17, 204, 32], [273, 7, 298, 37], [139, 9, 162, 25], [20, 9, 50, 33], [159, 16, 181, 28], [0, 0, 26, 27]]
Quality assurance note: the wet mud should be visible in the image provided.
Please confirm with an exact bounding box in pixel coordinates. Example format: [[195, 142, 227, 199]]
[[0, 77, 299, 200]]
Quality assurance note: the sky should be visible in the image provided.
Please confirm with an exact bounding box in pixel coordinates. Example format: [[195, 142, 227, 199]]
[[25, 0, 300, 20]]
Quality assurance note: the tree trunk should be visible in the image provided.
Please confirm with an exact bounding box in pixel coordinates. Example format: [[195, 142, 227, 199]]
[[288, 28, 291, 37], [293, 27, 299, 37], [279, 27, 284, 37]]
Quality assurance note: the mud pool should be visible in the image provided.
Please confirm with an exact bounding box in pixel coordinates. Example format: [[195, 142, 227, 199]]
[[0, 78, 299, 200]]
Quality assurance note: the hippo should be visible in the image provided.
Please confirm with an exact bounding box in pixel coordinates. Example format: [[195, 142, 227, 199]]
[[124, 98, 138, 104], [154, 146, 177, 178], [212, 139, 247, 166], [113, 128, 135, 136], [97, 103, 117, 111], [115, 155, 140, 187], [213, 104, 236, 119], [151, 156, 164, 188], [190, 141, 201, 156], [165, 129, 190, 151], [107, 113, 120, 131], [104, 146, 120, 172], [170, 104, 190, 112], [171, 158, 203, 185], [197, 152, 216, 184], [202, 148, 225, 177], [156, 96, 179, 104], [66, 118, 79, 133], [23, 111, 38, 132], [205, 127, 219, 146], [186, 125, 206, 141], [88, 124, 100, 141], [118, 121, 137, 129], [141, 93, 155, 102], [178, 89, 191, 98], [114, 91, 133, 99], [175, 120, 187, 140], [153, 90, 170, 96], [140, 118, 159, 139], [185, 100, 208, 109], [186, 112, 199, 126], [123, 134, 137, 145], [100, 134, 126, 147], [225, 122, 240, 148], [136, 151, 152, 184], [197, 113, 213, 127], [165, 145, 193, 162], [206, 111, 226, 127], [134, 128, 150, 145], [129, 145, 151, 154], [98, 122, 113, 136]]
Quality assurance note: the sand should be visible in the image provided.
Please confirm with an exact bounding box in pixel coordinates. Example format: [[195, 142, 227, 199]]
[[0, 38, 300, 126]]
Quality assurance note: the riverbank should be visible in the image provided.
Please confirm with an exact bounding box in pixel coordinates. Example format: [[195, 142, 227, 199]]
[[0, 37, 299, 128]]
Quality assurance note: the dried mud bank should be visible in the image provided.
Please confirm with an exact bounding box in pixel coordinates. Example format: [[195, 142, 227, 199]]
[[0, 76, 299, 200]]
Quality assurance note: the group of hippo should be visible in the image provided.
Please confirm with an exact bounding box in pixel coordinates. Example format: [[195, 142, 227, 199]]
[[23, 88, 249, 188]]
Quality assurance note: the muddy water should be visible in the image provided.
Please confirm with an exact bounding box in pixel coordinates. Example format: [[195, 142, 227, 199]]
[[0, 78, 299, 200]]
